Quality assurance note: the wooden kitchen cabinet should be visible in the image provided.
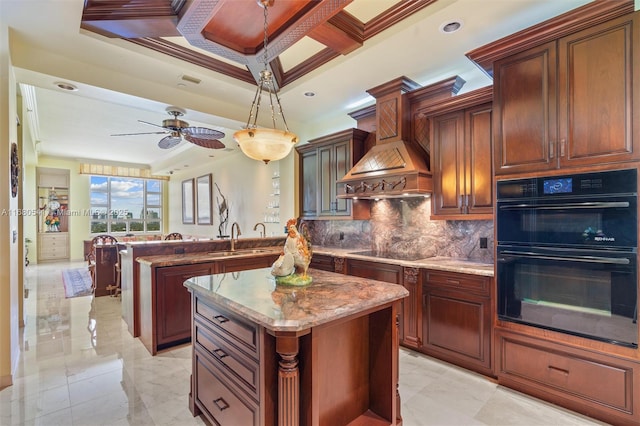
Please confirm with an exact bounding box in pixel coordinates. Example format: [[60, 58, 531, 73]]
[[345, 259, 420, 348], [138, 252, 280, 355], [430, 87, 493, 220], [495, 329, 640, 425], [145, 263, 215, 354], [310, 253, 335, 272], [192, 295, 274, 426], [215, 253, 278, 273], [421, 270, 493, 376], [297, 128, 370, 220], [493, 12, 640, 176]]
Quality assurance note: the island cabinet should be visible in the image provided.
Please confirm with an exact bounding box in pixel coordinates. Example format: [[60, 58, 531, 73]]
[[137, 250, 280, 355], [495, 329, 640, 426], [429, 87, 493, 220], [297, 128, 370, 220], [186, 268, 408, 426], [345, 259, 421, 349], [139, 263, 215, 355], [192, 295, 275, 426], [493, 11, 640, 176], [215, 253, 277, 273], [421, 270, 493, 376]]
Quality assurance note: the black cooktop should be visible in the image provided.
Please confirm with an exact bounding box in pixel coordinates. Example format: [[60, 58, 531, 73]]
[[350, 250, 431, 261]]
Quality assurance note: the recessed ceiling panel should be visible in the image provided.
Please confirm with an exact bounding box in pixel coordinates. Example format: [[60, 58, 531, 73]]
[[202, 0, 315, 54]]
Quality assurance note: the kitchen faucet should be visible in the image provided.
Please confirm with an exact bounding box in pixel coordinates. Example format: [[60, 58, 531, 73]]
[[230, 222, 241, 251], [253, 222, 266, 238]]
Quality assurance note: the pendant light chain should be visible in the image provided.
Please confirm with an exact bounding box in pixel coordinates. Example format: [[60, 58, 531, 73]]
[[233, 0, 298, 164]]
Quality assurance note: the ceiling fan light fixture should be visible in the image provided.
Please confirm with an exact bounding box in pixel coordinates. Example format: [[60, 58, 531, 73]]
[[233, 0, 298, 164]]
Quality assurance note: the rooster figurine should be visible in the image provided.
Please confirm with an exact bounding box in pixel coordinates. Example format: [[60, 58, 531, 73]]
[[284, 218, 313, 278], [271, 218, 313, 286]]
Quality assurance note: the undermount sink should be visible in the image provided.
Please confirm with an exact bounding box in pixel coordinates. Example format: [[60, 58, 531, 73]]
[[207, 251, 240, 257]]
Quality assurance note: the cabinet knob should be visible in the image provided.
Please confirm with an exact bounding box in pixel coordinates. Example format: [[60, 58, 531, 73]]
[[213, 348, 228, 359], [560, 139, 566, 157], [213, 314, 229, 324], [213, 397, 230, 411], [549, 140, 555, 159]]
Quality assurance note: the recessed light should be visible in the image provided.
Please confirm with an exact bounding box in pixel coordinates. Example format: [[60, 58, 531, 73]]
[[54, 82, 78, 91], [304, 91, 316, 97], [440, 20, 463, 34]]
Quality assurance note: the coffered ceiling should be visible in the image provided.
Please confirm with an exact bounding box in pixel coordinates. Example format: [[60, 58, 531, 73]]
[[3, 0, 593, 174]]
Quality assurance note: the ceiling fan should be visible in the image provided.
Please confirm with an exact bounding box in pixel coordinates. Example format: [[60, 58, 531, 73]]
[[111, 106, 226, 149]]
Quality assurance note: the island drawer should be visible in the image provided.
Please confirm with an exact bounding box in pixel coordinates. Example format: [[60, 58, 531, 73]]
[[195, 318, 260, 400], [498, 331, 634, 413], [195, 348, 259, 426], [195, 295, 259, 357], [424, 270, 490, 296]]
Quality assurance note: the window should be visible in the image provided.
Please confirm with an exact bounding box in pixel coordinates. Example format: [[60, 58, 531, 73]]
[[90, 176, 163, 234]]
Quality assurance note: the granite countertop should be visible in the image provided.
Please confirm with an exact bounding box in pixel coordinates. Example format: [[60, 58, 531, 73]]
[[313, 247, 494, 277], [136, 246, 282, 267], [184, 268, 409, 332]]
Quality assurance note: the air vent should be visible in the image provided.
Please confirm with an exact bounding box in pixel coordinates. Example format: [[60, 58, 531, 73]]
[[180, 75, 201, 85]]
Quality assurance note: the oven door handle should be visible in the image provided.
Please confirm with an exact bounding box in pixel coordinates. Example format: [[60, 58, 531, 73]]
[[499, 250, 630, 265], [498, 201, 629, 210]]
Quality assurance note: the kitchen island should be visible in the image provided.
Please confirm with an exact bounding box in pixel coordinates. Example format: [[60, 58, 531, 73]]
[[185, 267, 409, 426]]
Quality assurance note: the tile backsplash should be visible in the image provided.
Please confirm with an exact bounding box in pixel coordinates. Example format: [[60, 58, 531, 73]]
[[302, 198, 494, 263]]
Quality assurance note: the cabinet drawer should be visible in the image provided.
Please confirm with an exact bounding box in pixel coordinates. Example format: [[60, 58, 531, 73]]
[[195, 296, 258, 357], [195, 349, 259, 426], [424, 270, 490, 296], [195, 319, 260, 400], [499, 336, 633, 412]]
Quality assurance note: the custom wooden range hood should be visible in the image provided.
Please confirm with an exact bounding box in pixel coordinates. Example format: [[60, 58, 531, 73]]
[[338, 76, 434, 199]]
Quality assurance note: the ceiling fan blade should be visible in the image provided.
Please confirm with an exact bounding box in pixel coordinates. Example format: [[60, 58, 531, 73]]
[[184, 135, 226, 149], [138, 120, 168, 130], [157, 136, 182, 149], [182, 127, 225, 140], [111, 131, 168, 136]]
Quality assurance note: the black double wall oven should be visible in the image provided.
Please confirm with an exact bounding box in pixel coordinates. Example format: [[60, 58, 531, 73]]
[[496, 169, 638, 348]]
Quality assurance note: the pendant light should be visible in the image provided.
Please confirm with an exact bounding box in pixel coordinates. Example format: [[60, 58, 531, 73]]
[[233, 0, 298, 164]]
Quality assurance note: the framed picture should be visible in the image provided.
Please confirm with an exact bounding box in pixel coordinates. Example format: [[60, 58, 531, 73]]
[[196, 174, 213, 225], [182, 178, 195, 224]]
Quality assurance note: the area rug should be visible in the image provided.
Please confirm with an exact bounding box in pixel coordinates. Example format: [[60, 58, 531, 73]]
[[62, 268, 93, 298]]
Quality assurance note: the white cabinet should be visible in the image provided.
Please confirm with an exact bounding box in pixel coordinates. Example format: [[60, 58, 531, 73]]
[[37, 167, 69, 188], [36, 167, 70, 262], [38, 232, 69, 261]]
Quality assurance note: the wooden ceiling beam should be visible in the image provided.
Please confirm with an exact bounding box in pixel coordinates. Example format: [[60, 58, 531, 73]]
[[307, 11, 363, 55], [81, 0, 184, 38]]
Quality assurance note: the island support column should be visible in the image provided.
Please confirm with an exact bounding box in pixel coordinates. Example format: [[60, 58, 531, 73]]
[[276, 334, 300, 426]]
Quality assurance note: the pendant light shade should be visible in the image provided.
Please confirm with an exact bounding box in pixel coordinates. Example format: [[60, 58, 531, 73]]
[[233, 0, 298, 164]]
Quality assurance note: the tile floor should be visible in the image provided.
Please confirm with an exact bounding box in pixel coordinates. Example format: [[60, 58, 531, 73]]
[[0, 261, 608, 425]]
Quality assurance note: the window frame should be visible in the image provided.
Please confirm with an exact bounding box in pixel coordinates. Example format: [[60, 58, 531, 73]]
[[89, 176, 163, 235]]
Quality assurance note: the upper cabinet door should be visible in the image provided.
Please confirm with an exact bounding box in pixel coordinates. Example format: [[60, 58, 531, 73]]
[[493, 41, 557, 175], [465, 104, 493, 215], [431, 103, 493, 219], [300, 149, 318, 218], [297, 128, 369, 220], [493, 12, 640, 176], [432, 111, 465, 216], [558, 13, 640, 168]]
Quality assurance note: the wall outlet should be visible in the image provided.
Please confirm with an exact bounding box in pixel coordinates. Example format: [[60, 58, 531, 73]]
[[479, 237, 488, 249], [339, 231, 344, 241]]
